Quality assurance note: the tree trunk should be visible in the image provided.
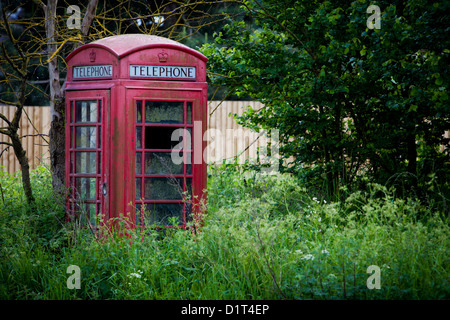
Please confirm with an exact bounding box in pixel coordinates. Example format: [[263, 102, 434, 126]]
[[10, 131, 35, 204], [49, 100, 66, 194], [45, 0, 66, 194], [45, 0, 98, 195]]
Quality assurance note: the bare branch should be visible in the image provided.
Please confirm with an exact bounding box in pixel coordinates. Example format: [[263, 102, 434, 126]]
[[20, 133, 49, 139], [0, 113, 11, 126]]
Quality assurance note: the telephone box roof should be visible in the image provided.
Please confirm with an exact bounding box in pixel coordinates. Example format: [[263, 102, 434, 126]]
[[66, 34, 207, 62]]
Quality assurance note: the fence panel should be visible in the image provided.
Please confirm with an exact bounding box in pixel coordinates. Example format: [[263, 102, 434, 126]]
[[0, 105, 51, 174]]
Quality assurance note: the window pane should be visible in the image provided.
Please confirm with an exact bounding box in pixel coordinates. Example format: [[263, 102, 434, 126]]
[[76, 127, 97, 148], [98, 100, 102, 122], [136, 127, 142, 149], [187, 102, 192, 124], [98, 126, 101, 148], [98, 152, 101, 174], [187, 128, 192, 150], [75, 100, 97, 123], [143, 203, 183, 226], [144, 177, 183, 200], [186, 178, 192, 198], [136, 101, 142, 123], [145, 152, 183, 175], [186, 153, 192, 175], [75, 152, 96, 174], [78, 203, 96, 227], [136, 152, 142, 174], [136, 178, 141, 200], [145, 101, 183, 124], [75, 177, 96, 200]]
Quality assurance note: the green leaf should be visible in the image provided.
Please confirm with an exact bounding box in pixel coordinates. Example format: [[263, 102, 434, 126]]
[[408, 104, 418, 112]]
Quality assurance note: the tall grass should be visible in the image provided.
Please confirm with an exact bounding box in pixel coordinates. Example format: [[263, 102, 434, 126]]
[[0, 165, 449, 299]]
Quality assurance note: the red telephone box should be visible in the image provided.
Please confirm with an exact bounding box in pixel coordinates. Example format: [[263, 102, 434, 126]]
[[65, 34, 207, 229]]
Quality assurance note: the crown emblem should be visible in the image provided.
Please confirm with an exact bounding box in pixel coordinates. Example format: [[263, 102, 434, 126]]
[[89, 50, 96, 62], [158, 50, 168, 63]]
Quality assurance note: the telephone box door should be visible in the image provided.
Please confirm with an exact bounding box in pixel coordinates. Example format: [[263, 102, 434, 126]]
[[65, 90, 110, 226], [128, 89, 206, 228]]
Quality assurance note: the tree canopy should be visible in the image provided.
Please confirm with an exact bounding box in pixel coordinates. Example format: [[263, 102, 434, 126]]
[[201, 0, 450, 203]]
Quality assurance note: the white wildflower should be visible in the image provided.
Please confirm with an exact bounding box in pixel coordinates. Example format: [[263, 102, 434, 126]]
[[302, 254, 315, 261], [128, 272, 142, 279], [321, 249, 329, 254], [295, 249, 303, 254]]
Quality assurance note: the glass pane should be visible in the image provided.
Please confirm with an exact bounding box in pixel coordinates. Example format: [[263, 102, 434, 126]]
[[75, 152, 96, 174], [75, 177, 96, 200], [75, 100, 97, 123], [187, 128, 192, 150], [187, 102, 192, 124], [98, 126, 101, 149], [87, 203, 97, 226], [78, 203, 96, 226], [186, 178, 192, 198], [98, 100, 102, 122], [145, 101, 183, 124], [136, 127, 142, 149], [136, 178, 141, 200], [144, 152, 183, 175], [136, 101, 142, 123], [136, 152, 142, 174], [144, 177, 183, 200], [98, 152, 101, 174], [186, 153, 192, 175], [143, 203, 183, 226], [76, 127, 97, 149]]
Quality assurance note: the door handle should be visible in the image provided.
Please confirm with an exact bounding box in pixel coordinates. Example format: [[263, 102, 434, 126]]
[[102, 182, 107, 197]]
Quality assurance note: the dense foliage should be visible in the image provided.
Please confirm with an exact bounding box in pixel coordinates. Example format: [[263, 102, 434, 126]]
[[0, 166, 448, 299], [201, 0, 450, 204]]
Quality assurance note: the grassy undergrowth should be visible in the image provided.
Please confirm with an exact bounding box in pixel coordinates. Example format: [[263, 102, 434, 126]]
[[0, 165, 449, 299]]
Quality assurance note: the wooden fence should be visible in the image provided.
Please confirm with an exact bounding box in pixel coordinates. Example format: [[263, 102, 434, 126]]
[[0, 101, 271, 174], [0, 106, 51, 174]]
